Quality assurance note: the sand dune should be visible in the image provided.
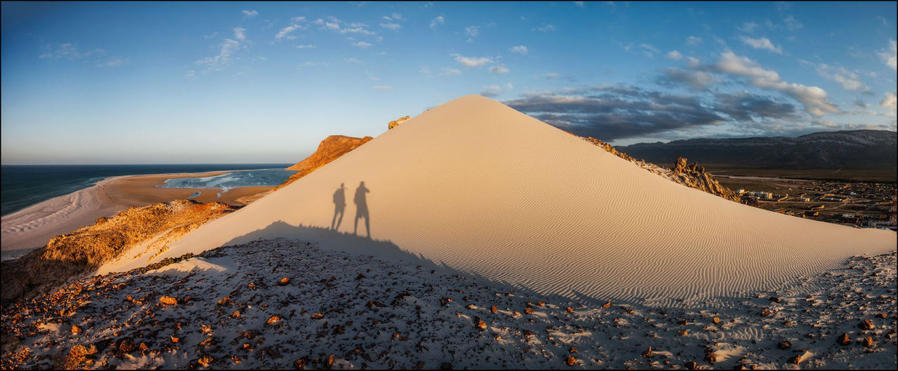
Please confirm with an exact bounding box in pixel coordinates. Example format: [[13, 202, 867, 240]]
[[114, 95, 896, 306]]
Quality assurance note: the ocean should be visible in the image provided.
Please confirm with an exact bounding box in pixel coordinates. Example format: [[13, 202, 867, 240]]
[[0, 164, 292, 216]]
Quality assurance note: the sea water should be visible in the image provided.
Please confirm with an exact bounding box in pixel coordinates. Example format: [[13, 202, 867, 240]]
[[0, 164, 291, 216], [157, 168, 297, 192]]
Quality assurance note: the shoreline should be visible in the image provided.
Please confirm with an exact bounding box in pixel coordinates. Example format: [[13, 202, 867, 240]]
[[0, 171, 275, 260]]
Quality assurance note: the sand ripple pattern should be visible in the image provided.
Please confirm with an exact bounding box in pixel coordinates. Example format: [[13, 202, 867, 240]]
[[145, 95, 896, 308]]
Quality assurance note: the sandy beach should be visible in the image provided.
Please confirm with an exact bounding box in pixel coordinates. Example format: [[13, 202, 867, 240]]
[[0, 171, 274, 259]]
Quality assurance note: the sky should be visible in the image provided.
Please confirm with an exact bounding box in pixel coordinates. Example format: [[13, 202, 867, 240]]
[[1, 1, 896, 164]]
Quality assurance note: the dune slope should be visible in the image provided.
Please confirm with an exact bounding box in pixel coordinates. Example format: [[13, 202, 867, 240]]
[[108, 95, 896, 306]]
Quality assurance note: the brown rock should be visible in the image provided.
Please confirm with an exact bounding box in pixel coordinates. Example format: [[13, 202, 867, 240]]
[[838, 333, 851, 345], [863, 336, 875, 348], [790, 350, 812, 365], [280, 135, 374, 188], [712, 316, 720, 324], [779, 340, 792, 349], [294, 358, 306, 369], [326, 354, 335, 368], [159, 296, 178, 305], [565, 355, 578, 366], [118, 337, 137, 353], [601, 301, 612, 309], [170, 336, 180, 343], [859, 319, 874, 330], [684, 361, 697, 370], [267, 315, 281, 325], [71, 325, 82, 335], [524, 307, 534, 314], [475, 317, 487, 331], [760, 309, 773, 317], [388, 115, 410, 130], [278, 277, 290, 286], [311, 313, 324, 320], [197, 356, 213, 367], [62, 344, 98, 369], [642, 346, 653, 358], [566, 306, 574, 313], [490, 305, 498, 314]]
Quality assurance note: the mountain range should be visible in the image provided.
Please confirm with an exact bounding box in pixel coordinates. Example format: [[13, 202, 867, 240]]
[[619, 130, 897, 171]]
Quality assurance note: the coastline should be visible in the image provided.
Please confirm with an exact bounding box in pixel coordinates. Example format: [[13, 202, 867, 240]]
[[0, 171, 275, 260]]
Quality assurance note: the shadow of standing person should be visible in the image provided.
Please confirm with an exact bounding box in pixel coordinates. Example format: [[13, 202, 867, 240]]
[[354, 181, 371, 238], [331, 183, 346, 230]]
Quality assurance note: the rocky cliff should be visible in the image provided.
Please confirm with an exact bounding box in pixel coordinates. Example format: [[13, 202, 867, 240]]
[[0, 200, 237, 303], [280, 135, 373, 189]]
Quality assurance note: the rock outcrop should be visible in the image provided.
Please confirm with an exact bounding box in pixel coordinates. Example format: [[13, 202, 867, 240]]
[[575, 134, 740, 203], [670, 157, 740, 202], [388, 115, 410, 130], [280, 135, 373, 188], [0, 200, 236, 303]]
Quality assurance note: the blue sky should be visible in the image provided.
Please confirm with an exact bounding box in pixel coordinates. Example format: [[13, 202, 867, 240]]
[[1, 1, 896, 164]]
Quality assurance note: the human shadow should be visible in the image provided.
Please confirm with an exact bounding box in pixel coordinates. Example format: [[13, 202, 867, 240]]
[[331, 183, 346, 230], [353, 181, 370, 238]]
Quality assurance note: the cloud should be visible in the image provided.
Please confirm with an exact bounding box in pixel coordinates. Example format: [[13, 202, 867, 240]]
[[783, 15, 803, 31], [685, 36, 702, 46], [372, 85, 392, 90], [481, 85, 503, 97], [380, 22, 401, 30], [382, 13, 402, 21], [453, 54, 492, 67], [233, 27, 246, 41], [440, 67, 462, 76], [816, 64, 869, 92], [712, 92, 798, 121], [275, 18, 306, 40], [430, 16, 445, 30], [878, 40, 897, 70], [665, 50, 683, 60], [686, 56, 700, 67], [639, 43, 659, 57], [740, 36, 782, 54], [296, 44, 316, 49], [738, 22, 759, 33], [353, 41, 372, 48], [195, 38, 242, 71], [504, 86, 727, 140], [345, 57, 362, 64], [314, 17, 376, 36], [881, 92, 897, 109], [489, 64, 509, 74], [465, 25, 480, 40], [713, 51, 838, 116], [242, 10, 258, 17], [574, 1, 585, 7], [509, 45, 528, 54], [657, 68, 717, 90], [544, 73, 560, 79], [39, 43, 104, 60], [533, 24, 555, 32], [102, 58, 126, 67]]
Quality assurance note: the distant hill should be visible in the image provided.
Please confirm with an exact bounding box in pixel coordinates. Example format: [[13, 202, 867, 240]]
[[619, 130, 897, 170]]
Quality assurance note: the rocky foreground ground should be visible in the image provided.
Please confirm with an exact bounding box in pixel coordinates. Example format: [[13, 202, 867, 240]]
[[1, 239, 895, 370]]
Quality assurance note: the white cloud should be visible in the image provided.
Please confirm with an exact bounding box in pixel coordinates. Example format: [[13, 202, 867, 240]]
[[816, 64, 869, 92], [453, 54, 492, 67], [353, 41, 372, 48], [639, 43, 659, 57], [465, 25, 480, 38], [666, 50, 683, 60], [574, 1, 584, 7], [430, 16, 445, 30], [489, 64, 509, 74], [242, 10, 258, 17], [533, 24, 555, 32], [102, 58, 125, 67], [233, 27, 246, 41], [783, 15, 803, 31], [480, 84, 503, 97], [372, 85, 392, 90], [382, 13, 402, 21], [195, 38, 241, 71], [740, 36, 782, 54], [440, 68, 462, 76], [544, 72, 560, 79], [296, 44, 316, 49], [686, 56, 700, 67], [345, 57, 362, 64], [275, 23, 302, 40], [878, 40, 897, 70], [509, 45, 528, 55], [380, 22, 401, 30], [39, 43, 104, 60], [714, 51, 838, 116], [738, 22, 759, 33], [881, 92, 897, 109], [685, 36, 702, 46]]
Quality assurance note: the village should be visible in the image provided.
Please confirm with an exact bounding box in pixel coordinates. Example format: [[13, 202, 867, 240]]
[[719, 176, 898, 230]]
